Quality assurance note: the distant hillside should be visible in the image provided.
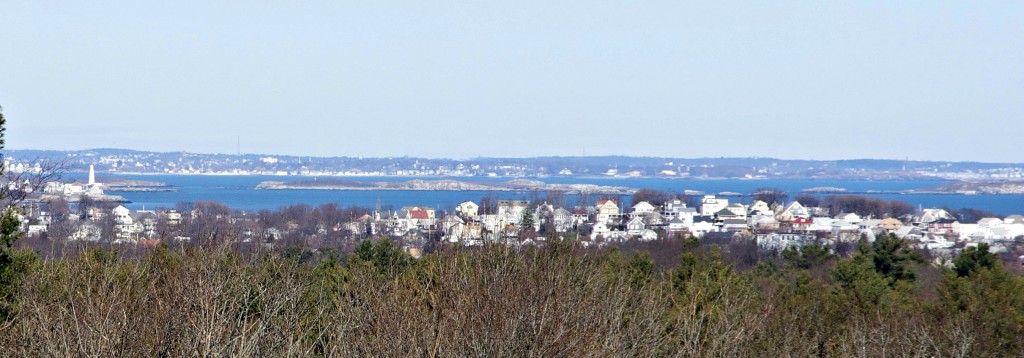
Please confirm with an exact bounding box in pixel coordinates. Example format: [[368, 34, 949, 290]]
[[4, 148, 1022, 180]]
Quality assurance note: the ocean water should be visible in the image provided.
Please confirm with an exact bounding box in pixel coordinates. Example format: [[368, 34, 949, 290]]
[[71, 174, 1024, 215]]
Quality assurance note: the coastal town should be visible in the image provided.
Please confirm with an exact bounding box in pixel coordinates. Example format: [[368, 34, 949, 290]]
[[14, 167, 1024, 265], [4, 1, 1024, 354]]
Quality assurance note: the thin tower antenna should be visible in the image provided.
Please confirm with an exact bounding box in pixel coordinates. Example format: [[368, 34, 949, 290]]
[[237, 136, 241, 156]]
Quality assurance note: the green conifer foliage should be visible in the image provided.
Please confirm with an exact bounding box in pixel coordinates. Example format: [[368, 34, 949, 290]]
[[0, 107, 38, 321]]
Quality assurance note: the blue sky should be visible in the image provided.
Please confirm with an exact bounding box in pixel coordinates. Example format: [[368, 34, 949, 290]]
[[2, 2, 1021, 161]]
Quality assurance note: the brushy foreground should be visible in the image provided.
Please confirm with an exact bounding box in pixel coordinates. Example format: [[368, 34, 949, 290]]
[[1, 239, 1023, 357]]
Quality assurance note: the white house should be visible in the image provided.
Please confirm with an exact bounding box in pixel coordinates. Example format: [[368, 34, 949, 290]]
[[480, 214, 503, 233], [756, 233, 814, 251], [497, 200, 529, 224], [551, 208, 574, 232], [834, 212, 863, 225], [748, 200, 772, 215], [591, 222, 611, 240], [749, 214, 779, 229], [780, 201, 810, 219], [456, 201, 479, 218], [812, 217, 835, 232], [957, 223, 981, 241], [690, 218, 717, 238], [831, 220, 859, 233], [978, 217, 1003, 228], [913, 208, 955, 225], [605, 230, 629, 242], [675, 207, 697, 227], [1005, 215, 1024, 225], [721, 219, 748, 232], [700, 195, 729, 216], [571, 209, 589, 225], [662, 199, 689, 218], [70, 223, 102, 242], [725, 203, 748, 219], [112, 205, 143, 241], [639, 229, 659, 242], [26, 225, 47, 236], [632, 201, 657, 216]]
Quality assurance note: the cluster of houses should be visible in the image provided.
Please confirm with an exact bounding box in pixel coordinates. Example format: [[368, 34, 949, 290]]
[[359, 195, 1024, 255], [15, 192, 1024, 259], [18, 203, 185, 245], [409, 196, 1020, 255]]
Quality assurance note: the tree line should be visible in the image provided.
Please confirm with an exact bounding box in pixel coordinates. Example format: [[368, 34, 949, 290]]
[[1, 234, 1023, 356]]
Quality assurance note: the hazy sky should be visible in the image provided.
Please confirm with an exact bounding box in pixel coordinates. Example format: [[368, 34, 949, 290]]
[[2, 2, 1021, 161]]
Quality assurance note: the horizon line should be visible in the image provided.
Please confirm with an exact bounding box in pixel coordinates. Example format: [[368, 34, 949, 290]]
[[4, 147, 1019, 166]]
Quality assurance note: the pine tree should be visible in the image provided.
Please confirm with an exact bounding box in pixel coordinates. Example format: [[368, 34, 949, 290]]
[[953, 242, 999, 277], [519, 205, 535, 239]]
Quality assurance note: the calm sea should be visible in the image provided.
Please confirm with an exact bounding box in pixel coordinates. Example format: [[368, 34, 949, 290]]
[[71, 174, 1024, 215]]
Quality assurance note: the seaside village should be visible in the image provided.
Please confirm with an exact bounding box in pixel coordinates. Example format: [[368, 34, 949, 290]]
[[13, 172, 1024, 262]]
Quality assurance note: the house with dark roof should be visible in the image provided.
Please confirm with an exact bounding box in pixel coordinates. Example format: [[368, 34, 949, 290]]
[[927, 218, 959, 236], [626, 216, 646, 236], [691, 216, 717, 238], [721, 218, 749, 232], [667, 217, 687, 233]]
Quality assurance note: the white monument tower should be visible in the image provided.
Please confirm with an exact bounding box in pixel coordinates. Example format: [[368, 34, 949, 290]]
[[85, 164, 103, 196]]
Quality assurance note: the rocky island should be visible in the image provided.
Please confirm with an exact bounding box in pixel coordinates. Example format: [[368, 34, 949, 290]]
[[256, 179, 636, 195], [917, 181, 1024, 195], [99, 177, 177, 192], [802, 186, 848, 193]]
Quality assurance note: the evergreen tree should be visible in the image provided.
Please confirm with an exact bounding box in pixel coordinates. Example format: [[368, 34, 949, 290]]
[[869, 233, 924, 283], [953, 242, 999, 277], [831, 234, 924, 307], [352, 238, 411, 275], [0, 107, 37, 321], [519, 205, 536, 239], [519, 206, 535, 231]]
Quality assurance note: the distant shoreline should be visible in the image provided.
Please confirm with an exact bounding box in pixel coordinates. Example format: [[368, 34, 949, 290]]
[[69, 171, 958, 182], [66, 172, 1024, 196], [256, 179, 637, 195]]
